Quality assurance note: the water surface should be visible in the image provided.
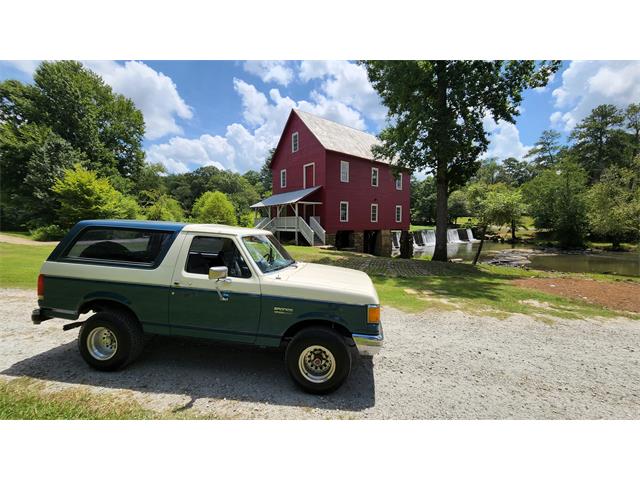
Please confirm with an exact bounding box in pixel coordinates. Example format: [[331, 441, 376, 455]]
[[414, 242, 640, 277]]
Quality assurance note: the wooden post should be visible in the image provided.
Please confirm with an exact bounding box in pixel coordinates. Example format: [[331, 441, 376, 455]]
[[294, 203, 299, 245]]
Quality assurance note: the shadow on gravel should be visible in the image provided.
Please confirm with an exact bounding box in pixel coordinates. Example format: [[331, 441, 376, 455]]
[[2, 335, 376, 412]]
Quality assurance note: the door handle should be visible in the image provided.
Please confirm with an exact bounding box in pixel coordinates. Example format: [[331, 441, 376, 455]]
[[215, 278, 232, 302]]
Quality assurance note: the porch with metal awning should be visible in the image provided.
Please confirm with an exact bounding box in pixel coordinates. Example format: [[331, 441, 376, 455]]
[[250, 186, 325, 246]]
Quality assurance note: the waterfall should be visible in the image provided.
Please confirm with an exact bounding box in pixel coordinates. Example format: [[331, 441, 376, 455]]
[[414, 231, 424, 246], [466, 228, 475, 242], [447, 229, 461, 243], [424, 230, 436, 245]]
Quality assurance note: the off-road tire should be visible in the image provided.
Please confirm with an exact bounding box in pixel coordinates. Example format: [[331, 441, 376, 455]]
[[285, 327, 352, 394], [78, 310, 145, 371]]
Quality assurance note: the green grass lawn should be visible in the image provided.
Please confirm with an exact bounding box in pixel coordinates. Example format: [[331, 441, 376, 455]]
[[1, 241, 635, 320], [0, 377, 228, 419], [0, 242, 56, 289], [288, 245, 637, 320]]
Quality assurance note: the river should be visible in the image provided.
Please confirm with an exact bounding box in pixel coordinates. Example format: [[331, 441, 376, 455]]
[[414, 242, 640, 277]]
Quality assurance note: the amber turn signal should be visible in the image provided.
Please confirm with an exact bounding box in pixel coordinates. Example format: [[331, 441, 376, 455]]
[[367, 304, 380, 324]]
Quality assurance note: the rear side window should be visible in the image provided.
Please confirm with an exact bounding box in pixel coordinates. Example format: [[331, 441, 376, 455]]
[[64, 228, 173, 266]]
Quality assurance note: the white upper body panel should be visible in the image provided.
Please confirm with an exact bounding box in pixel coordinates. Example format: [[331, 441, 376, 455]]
[[40, 224, 379, 306]]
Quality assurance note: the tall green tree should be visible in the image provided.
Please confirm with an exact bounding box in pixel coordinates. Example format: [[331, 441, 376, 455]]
[[522, 159, 589, 248], [466, 182, 526, 264], [569, 104, 630, 182], [585, 159, 640, 249], [524, 129, 562, 168], [362, 60, 559, 261], [625, 103, 640, 158], [501, 157, 535, 186], [0, 61, 146, 228], [410, 176, 437, 225]]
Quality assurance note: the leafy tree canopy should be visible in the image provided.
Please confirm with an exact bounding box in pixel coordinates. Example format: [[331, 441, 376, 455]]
[[362, 60, 559, 261]]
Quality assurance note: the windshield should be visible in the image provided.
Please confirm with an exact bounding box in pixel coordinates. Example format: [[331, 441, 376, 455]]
[[242, 234, 295, 273]]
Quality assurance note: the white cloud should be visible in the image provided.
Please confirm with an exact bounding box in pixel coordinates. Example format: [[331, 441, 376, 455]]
[[243, 61, 294, 86], [298, 60, 387, 124], [84, 60, 193, 140], [0, 60, 40, 76], [148, 76, 369, 174], [483, 116, 532, 160], [550, 60, 640, 131]]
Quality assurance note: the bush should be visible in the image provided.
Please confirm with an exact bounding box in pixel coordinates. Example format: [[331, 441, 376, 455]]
[[145, 195, 185, 222], [191, 191, 237, 225], [52, 164, 141, 227], [30, 224, 66, 241]]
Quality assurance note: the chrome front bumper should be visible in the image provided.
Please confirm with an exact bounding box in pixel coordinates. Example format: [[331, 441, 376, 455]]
[[353, 328, 384, 356]]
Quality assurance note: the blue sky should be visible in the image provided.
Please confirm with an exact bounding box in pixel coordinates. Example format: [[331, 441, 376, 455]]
[[1, 60, 639, 175]]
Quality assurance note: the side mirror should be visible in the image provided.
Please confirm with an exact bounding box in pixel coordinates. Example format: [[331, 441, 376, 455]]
[[208, 266, 228, 280]]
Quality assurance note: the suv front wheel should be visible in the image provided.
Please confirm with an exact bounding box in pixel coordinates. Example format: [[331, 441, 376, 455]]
[[285, 327, 352, 394]]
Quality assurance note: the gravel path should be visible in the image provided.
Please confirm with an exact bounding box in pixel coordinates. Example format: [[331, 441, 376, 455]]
[[0, 234, 58, 246], [1, 288, 639, 419]]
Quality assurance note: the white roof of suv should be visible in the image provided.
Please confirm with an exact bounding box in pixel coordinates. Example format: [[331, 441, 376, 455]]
[[182, 223, 271, 237]]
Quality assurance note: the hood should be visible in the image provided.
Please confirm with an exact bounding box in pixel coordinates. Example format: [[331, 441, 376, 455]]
[[262, 262, 379, 306]]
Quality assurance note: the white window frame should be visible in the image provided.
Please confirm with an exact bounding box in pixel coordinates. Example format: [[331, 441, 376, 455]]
[[370, 203, 378, 223], [292, 132, 299, 153], [340, 160, 349, 183], [339, 201, 349, 222], [371, 167, 379, 187], [395, 205, 402, 223], [395, 172, 403, 190], [280, 169, 287, 188]]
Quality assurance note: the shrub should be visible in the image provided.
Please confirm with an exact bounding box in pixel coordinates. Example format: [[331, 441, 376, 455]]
[[51, 164, 141, 227], [191, 191, 237, 225], [30, 224, 66, 241]]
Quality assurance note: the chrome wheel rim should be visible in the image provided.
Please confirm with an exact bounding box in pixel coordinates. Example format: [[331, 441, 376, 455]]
[[298, 345, 336, 384], [86, 327, 118, 361]]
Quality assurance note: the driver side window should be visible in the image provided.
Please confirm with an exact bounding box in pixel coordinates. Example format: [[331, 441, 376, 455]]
[[185, 236, 251, 278]]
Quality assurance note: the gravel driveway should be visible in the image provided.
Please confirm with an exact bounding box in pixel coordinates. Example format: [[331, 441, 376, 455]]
[[1, 288, 639, 419]]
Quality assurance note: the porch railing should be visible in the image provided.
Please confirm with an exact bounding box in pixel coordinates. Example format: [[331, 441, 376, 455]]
[[297, 217, 315, 246], [309, 216, 325, 245]]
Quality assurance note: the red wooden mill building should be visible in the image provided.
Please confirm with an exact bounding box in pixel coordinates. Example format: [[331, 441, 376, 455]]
[[251, 109, 410, 257]]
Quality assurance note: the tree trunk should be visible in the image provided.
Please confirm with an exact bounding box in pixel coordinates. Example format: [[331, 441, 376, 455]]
[[511, 220, 517, 243], [432, 61, 450, 263], [433, 171, 449, 261], [612, 238, 621, 250], [472, 225, 487, 265]]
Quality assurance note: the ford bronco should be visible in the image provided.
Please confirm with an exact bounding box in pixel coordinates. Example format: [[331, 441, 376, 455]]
[[32, 220, 383, 393]]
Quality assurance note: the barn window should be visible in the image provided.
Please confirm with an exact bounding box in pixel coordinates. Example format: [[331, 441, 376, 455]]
[[370, 203, 378, 223], [340, 161, 349, 182], [339, 201, 349, 222], [395, 205, 402, 223], [371, 167, 379, 187], [292, 132, 299, 152], [395, 172, 403, 190], [280, 169, 287, 188]]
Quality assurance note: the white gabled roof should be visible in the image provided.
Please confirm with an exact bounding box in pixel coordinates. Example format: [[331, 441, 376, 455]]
[[294, 109, 390, 164], [250, 186, 321, 208]]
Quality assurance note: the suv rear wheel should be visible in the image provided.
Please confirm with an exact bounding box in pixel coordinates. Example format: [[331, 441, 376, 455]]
[[285, 327, 352, 394], [78, 310, 144, 371]]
